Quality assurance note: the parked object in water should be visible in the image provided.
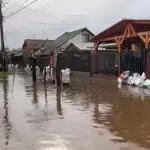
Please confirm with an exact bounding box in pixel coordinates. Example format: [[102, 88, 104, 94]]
[[36, 66, 40, 75], [8, 64, 19, 74], [24, 64, 40, 76], [50, 67, 55, 82], [25, 64, 30, 71], [118, 71, 130, 84], [43, 66, 51, 81], [61, 68, 71, 85]]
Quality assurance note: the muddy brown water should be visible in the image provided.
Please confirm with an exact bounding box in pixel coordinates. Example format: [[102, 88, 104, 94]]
[[0, 72, 150, 150]]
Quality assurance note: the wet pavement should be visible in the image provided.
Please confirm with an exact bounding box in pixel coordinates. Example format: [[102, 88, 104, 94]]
[[0, 72, 150, 150]]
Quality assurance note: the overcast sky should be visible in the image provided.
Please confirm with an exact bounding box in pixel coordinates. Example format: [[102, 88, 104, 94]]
[[2, 0, 150, 49]]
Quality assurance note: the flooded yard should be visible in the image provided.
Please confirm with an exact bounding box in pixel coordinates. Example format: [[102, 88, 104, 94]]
[[0, 72, 150, 150]]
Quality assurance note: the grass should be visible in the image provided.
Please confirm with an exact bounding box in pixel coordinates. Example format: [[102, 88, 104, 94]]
[[0, 72, 9, 77]]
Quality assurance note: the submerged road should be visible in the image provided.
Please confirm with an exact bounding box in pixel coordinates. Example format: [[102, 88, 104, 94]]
[[0, 72, 150, 150]]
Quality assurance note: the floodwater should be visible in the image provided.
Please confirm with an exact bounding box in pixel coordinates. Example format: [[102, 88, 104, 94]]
[[0, 72, 150, 150]]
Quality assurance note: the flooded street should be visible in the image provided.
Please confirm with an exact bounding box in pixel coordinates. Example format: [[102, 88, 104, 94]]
[[0, 72, 150, 150]]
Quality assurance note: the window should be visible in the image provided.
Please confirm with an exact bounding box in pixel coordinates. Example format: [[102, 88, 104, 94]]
[[82, 34, 90, 42]]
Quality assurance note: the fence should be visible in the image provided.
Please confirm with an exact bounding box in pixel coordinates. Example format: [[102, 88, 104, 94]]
[[122, 49, 147, 75], [23, 56, 49, 71], [97, 50, 118, 75], [59, 51, 91, 72]]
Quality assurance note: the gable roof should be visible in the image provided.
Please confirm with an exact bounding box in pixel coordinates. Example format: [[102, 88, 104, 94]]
[[22, 39, 54, 50], [92, 19, 150, 42], [53, 27, 95, 50]]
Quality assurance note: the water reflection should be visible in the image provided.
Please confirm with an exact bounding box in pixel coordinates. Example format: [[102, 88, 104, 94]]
[[32, 81, 38, 107], [56, 87, 63, 116], [2, 77, 12, 146], [62, 78, 150, 149], [2, 74, 150, 150], [118, 84, 150, 100], [44, 83, 48, 107]]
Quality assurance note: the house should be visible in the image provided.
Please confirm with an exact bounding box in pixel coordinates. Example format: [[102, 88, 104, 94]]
[[49, 27, 95, 68], [92, 19, 150, 78], [21, 27, 95, 70], [22, 39, 54, 56]]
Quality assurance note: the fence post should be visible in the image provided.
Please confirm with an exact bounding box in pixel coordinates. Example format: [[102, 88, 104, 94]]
[[56, 52, 63, 86], [31, 56, 36, 81], [89, 50, 93, 77]]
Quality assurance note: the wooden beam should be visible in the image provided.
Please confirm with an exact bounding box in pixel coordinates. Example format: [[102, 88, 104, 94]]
[[132, 20, 150, 25], [98, 30, 150, 43], [138, 31, 150, 36], [126, 23, 137, 37], [139, 34, 150, 49]]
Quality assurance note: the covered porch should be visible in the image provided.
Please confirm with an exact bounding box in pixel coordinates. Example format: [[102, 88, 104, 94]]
[[92, 19, 150, 78]]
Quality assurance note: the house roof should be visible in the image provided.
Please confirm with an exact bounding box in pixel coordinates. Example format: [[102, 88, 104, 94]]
[[92, 19, 150, 42], [64, 43, 91, 52], [22, 39, 54, 51], [22, 27, 95, 55], [53, 27, 95, 50]]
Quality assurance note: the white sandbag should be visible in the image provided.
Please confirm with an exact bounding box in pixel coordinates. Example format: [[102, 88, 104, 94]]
[[127, 76, 133, 85], [61, 68, 71, 84], [143, 79, 150, 88], [131, 73, 139, 85], [134, 72, 146, 87], [141, 72, 146, 80]]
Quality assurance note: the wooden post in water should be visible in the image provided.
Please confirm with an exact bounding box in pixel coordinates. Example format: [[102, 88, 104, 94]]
[[43, 58, 47, 82], [56, 52, 62, 86], [31, 56, 36, 81]]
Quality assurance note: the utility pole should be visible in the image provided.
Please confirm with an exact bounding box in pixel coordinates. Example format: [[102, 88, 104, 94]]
[[0, 0, 8, 72]]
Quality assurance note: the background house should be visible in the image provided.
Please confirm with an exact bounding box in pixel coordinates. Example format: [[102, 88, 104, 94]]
[[22, 39, 54, 56], [50, 27, 95, 68], [21, 27, 95, 71]]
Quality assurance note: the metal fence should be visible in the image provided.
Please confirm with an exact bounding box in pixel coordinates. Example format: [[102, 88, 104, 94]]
[[122, 49, 147, 75]]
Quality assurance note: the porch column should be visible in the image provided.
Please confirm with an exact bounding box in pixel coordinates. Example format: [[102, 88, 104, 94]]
[[115, 38, 124, 76], [94, 41, 99, 73]]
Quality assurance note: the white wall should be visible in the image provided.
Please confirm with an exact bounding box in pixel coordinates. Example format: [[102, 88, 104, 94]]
[[68, 30, 93, 43], [81, 30, 93, 42]]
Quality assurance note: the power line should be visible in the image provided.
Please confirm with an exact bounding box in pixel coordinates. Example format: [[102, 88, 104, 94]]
[[4, 0, 39, 21], [5, 17, 79, 26], [29, 0, 52, 9], [17, 0, 30, 9], [39, 0, 60, 9], [30, 0, 60, 10]]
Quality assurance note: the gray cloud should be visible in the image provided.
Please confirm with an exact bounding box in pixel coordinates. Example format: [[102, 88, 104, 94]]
[[2, 0, 150, 48]]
